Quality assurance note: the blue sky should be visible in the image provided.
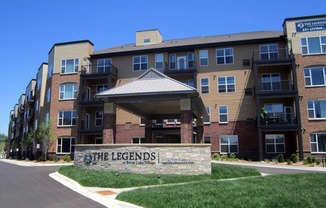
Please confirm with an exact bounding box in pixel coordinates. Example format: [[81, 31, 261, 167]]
[[0, 0, 325, 135]]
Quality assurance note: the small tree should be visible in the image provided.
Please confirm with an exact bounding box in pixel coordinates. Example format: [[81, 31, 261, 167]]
[[36, 121, 56, 161]]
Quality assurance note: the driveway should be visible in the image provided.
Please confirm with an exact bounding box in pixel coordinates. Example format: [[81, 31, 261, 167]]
[[0, 160, 106, 208]]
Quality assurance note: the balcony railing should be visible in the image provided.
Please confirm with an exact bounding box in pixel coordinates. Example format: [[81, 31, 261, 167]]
[[80, 119, 103, 131], [164, 59, 196, 73], [252, 48, 294, 63], [256, 79, 294, 93], [81, 64, 118, 77], [261, 112, 297, 126], [80, 89, 105, 104]]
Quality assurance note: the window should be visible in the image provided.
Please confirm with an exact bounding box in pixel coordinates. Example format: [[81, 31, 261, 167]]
[[216, 48, 233, 64], [58, 110, 76, 126], [201, 78, 209, 94], [132, 137, 145, 144], [187, 53, 195, 68], [218, 76, 235, 93], [260, 44, 278, 60], [37, 73, 42, 91], [97, 59, 111, 73], [61, 58, 79, 74], [204, 136, 211, 144], [96, 85, 108, 93], [219, 105, 228, 123], [187, 79, 195, 88], [220, 135, 238, 153], [59, 83, 77, 100], [307, 100, 326, 119], [261, 73, 281, 91], [46, 87, 51, 103], [199, 50, 208, 66], [35, 99, 39, 111], [47, 63, 53, 79], [95, 111, 103, 126], [169, 54, 176, 69], [304, 67, 326, 87], [34, 119, 38, 130], [45, 112, 49, 126], [301, 36, 326, 55], [133, 55, 148, 71], [265, 134, 285, 153], [57, 137, 75, 154], [264, 103, 283, 118], [203, 106, 210, 124], [310, 133, 326, 153], [95, 137, 103, 144], [144, 38, 150, 43], [155, 54, 163, 69]]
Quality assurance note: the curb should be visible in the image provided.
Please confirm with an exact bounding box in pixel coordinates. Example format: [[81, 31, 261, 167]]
[[50, 172, 142, 208]]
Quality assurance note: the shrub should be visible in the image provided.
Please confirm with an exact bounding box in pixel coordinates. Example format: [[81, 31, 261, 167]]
[[49, 155, 59, 162], [290, 153, 298, 163], [212, 153, 220, 160], [229, 153, 237, 161], [63, 154, 71, 162], [221, 154, 228, 161], [286, 159, 293, 165], [315, 158, 321, 165], [306, 156, 313, 164], [277, 154, 285, 163]]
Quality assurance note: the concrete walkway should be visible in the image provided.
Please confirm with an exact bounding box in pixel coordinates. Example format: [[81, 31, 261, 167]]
[[2, 158, 326, 208]]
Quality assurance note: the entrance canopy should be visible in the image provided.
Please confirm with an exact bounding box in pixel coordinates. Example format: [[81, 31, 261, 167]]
[[95, 68, 207, 120]]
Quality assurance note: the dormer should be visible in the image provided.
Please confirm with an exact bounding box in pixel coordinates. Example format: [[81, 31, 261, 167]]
[[136, 29, 162, 46]]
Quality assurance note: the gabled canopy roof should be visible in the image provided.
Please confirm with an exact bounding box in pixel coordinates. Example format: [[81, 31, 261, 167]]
[[96, 68, 207, 120]]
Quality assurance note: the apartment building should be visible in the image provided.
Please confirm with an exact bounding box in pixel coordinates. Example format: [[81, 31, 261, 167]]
[[7, 14, 326, 161]]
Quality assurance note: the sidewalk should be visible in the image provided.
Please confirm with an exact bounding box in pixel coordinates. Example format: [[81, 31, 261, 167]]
[[213, 160, 326, 172]]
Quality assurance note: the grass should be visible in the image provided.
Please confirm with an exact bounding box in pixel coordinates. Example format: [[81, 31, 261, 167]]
[[117, 173, 326, 208], [58, 164, 260, 188]]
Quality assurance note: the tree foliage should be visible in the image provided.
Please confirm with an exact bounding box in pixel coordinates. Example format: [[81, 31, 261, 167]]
[[36, 121, 56, 160], [0, 133, 8, 142]]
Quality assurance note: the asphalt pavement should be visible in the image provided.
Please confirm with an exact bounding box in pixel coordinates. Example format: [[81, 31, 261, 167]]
[[1, 158, 326, 208]]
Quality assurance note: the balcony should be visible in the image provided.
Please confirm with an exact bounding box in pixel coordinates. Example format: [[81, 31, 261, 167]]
[[255, 79, 296, 97], [80, 90, 104, 105], [81, 64, 118, 78], [261, 112, 298, 129], [164, 59, 197, 74], [252, 48, 294, 65], [79, 119, 103, 133]]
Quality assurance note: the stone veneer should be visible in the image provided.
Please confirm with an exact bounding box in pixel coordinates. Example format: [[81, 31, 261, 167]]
[[74, 144, 211, 175]]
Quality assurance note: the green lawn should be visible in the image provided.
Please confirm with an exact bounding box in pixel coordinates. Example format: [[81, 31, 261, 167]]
[[117, 173, 326, 208], [58, 164, 260, 188]]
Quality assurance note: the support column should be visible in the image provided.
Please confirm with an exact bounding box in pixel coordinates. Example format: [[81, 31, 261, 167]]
[[103, 103, 116, 144], [196, 117, 204, 143], [180, 99, 193, 143], [144, 119, 153, 143]]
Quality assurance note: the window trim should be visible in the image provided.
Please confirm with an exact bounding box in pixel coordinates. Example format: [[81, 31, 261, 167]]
[[61, 58, 79, 74], [218, 76, 235, 93], [310, 132, 326, 153], [200, 77, 210, 94], [59, 83, 78, 100], [265, 134, 285, 154], [56, 137, 75, 154], [133, 55, 148, 71], [304, 67, 326, 87], [155, 54, 164, 69], [58, 110, 77, 127], [259, 44, 279, 60], [261, 73, 281, 91], [307, 100, 326, 120], [97, 58, 111, 73], [203, 106, 211, 124], [95, 111, 103, 127], [96, 84, 108, 93], [216, 48, 234, 65], [219, 105, 228, 124], [199, 50, 209, 66], [220, 135, 238, 154], [301, 36, 326, 55], [46, 87, 51, 103]]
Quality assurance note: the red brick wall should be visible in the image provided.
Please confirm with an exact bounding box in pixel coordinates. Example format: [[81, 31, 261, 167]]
[[295, 54, 326, 154]]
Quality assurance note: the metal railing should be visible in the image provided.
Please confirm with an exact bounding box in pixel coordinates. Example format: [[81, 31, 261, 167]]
[[261, 112, 297, 126], [252, 48, 294, 63], [81, 64, 118, 77], [165, 59, 196, 71], [256, 79, 294, 93]]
